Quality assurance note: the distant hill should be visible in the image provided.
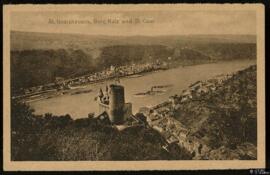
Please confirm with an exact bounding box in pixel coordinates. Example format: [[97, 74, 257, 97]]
[[11, 31, 256, 53], [10, 31, 257, 91]]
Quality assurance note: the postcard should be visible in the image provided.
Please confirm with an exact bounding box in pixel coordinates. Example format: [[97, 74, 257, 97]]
[[3, 4, 265, 171]]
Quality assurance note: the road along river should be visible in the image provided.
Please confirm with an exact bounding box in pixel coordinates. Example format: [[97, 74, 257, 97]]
[[29, 60, 256, 119]]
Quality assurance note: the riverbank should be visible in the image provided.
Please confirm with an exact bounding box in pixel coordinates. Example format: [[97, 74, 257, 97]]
[[10, 63, 257, 160], [13, 57, 220, 103], [28, 60, 255, 118], [14, 62, 171, 103]]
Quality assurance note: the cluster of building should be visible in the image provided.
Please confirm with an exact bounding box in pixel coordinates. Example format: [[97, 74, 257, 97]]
[[169, 73, 233, 105], [62, 61, 168, 89], [15, 61, 169, 100], [140, 102, 211, 159]]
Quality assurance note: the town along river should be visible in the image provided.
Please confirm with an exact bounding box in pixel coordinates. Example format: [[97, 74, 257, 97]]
[[29, 60, 256, 119]]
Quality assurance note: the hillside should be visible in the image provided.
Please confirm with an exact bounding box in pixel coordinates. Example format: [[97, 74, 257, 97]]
[[10, 31, 257, 91], [11, 49, 96, 91], [11, 31, 256, 60], [138, 65, 257, 159], [173, 65, 257, 159], [11, 100, 192, 160], [11, 31, 256, 52]]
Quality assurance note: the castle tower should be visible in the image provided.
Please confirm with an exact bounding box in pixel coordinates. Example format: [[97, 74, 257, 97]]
[[108, 84, 125, 124]]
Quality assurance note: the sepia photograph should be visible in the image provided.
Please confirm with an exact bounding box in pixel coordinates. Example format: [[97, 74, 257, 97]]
[[3, 4, 265, 171]]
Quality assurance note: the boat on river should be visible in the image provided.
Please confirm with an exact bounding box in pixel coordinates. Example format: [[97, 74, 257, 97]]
[[71, 89, 92, 95], [134, 90, 166, 97], [68, 85, 87, 90], [128, 74, 144, 78], [133, 84, 172, 97]]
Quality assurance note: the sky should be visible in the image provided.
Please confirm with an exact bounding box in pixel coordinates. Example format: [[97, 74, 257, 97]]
[[10, 10, 256, 36]]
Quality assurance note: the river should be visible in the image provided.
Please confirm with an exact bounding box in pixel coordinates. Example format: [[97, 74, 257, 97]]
[[29, 60, 256, 119]]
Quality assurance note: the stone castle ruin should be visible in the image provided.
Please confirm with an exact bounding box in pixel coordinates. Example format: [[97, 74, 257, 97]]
[[97, 84, 133, 125]]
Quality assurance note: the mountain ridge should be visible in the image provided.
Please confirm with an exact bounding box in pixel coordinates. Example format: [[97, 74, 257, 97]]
[[11, 30, 256, 51]]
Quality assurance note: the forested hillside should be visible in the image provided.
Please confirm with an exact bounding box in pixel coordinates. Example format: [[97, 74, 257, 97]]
[[11, 49, 95, 90], [11, 100, 192, 160]]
